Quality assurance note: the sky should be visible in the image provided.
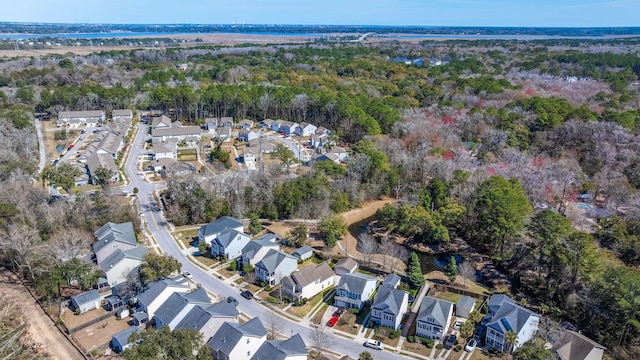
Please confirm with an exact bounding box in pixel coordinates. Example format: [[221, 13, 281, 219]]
[[3, 0, 639, 27]]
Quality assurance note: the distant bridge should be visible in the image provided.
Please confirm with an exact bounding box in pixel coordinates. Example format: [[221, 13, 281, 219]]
[[351, 32, 377, 42]]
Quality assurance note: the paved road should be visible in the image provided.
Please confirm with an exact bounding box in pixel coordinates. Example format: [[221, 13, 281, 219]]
[[122, 123, 410, 359], [266, 134, 305, 164], [34, 119, 47, 174]]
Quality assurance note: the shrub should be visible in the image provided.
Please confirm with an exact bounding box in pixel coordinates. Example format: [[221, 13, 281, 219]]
[[408, 336, 415, 343], [265, 285, 273, 292], [260, 281, 266, 287], [350, 308, 359, 314], [302, 297, 308, 304], [454, 345, 462, 352], [436, 343, 443, 350], [267, 296, 277, 304]]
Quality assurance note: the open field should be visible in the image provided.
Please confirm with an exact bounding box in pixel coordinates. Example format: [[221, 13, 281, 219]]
[[72, 317, 130, 353]]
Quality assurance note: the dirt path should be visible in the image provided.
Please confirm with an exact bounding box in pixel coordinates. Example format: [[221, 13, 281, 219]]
[[0, 269, 85, 360]]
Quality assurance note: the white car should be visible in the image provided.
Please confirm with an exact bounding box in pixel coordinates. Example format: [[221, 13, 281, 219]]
[[364, 339, 384, 351], [465, 338, 477, 352], [183, 271, 192, 279]]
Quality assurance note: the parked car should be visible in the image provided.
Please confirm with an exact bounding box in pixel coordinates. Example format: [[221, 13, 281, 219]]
[[227, 296, 239, 306], [333, 307, 346, 316], [327, 315, 339, 327], [241, 290, 254, 300], [444, 334, 457, 349], [465, 338, 477, 352], [182, 271, 192, 279], [453, 319, 465, 330], [364, 339, 384, 350]]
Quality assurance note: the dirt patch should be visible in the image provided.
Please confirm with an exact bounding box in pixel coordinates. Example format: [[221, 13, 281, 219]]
[[61, 307, 108, 329], [0, 268, 85, 360], [72, 317, 130, 353]]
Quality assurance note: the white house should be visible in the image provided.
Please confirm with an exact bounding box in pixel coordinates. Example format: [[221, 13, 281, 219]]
[[216, 127, 232, 142], [198, 217, 244, 246], [207, 317, 267, 360], [258, 119, 275, 130], [238, 130, 259, 142], [291, 246, 313, 261], [370, 274, 408, 330], [279, 121, 299, 135], [152, 141, 177, 160], [153, 288, 211, 330], [93, 222, 137, 264], [86, 153, 119, 184], [151, 126, 202, 142], [111, 326, 142, 353], [330, 146, 348, 162], [238, 238, 280, 270], [416, 296, 454, 341], [243, 149, 256, 163], [70, 290, 101, 314], [251, 334, 308, 360], [551, 330, 605, 360], [295, 122, 317, 137], [310, 133, 329, 149], [334, 272, 377, 310], [96, 132, 124, 158], [136, 276, 190, 319], [151, 115, 172, 129], [100, 247, 148, 287], [211, 228, 252, 260], [282, 262, 334, 303], [112, 109, 133, 121], [237, 119, 254, 130], [219, 117, 234, 128], [485, 295, 540, 352], [175, 300, 240, 342], [59, 110, 105, 125], [255, 249, 298, 285]]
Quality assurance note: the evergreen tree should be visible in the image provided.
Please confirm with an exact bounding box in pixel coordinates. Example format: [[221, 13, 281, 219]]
[[407, 252, 425, 289], [444, 256, 458, 283]]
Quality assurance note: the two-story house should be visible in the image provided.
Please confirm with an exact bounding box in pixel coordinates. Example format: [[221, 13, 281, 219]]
[[207, 317, 267, 360], [370, 274, 408, 330], [415, 296, 454, 341], [93, 222, 137, 263], [334, 272, 377, 310], [99, 247, 148, 287], [485, 294, 540, 352], [198, 216, 244, 246], [154, 288, 211, 330], [211, 228, 252, 260], [175, 300, 240, 342], [136, 276, 190, 319], [238, 238, 280, 270], [281, 262, 334, 303], [251, 334, 308, 360], [295, 122, 317, 137], [255, 249, 298, 285], [551, 330, 605, 360]]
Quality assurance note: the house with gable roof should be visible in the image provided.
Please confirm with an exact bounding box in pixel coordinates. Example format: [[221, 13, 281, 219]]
[[238, 237, 280, 270], [175, 300, 240, 341], [99, 247, 148, 287], [334, 258, 358, 275], [551, 330, 605, 360], [238, 129, 259, 142], [153, 288, 211, 330], [291, 246, 313, 261], [279, 121, 299, 135], [334, 272, 377, 310], [281, 262, 334, 303], [370, 274, 408, 329], [237, 119, 254, 130], [136, 276, 190, 319], [211, 228, 252, 260], [93, 222, 137, 263], [295, 122, 317, 137], [112, 109, 133, 121], [207, 317, 267, 360], [415, 296, 454, 341], [70, 290, 101, 314], [250, 333, 308, 360], [485, 294, 540, 352], [255, 249, 298, 285], [198, 216, 244, 246], [111, 326, 142, 353], [258, 119, 275, 130]]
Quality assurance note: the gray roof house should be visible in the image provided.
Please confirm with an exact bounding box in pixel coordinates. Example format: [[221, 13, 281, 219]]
[[334, 272, 377, 310], [154, 288, 211, 330], [207, 317, 267, 360], [136, 276, 190, 318], [59, 110, 105, 123], [93, 222, 137, 263], [291, 246, 313, 261], [86, 153, 119, 185], [111, 326, 142, 353], [239, 238, 280, 269], [131, 311, 149, 326], [334, 258, 358, 275], [112, 109, 133, 120], [551, 330, 606, 360], [96, 132, 124, 158], [295, 122, 317, 137], [175, 300, 240, 341], [99, 247, 148, 287], [238, 129, 259, 142], [211, 228, 252, 260], [237, 119, 254, 129], [251, 333, 308, 360], [416, 296, 454, 341], [382, 274, 401, 288], [70, 289, 101, 314], [456, 296, 476, 318], [485, 295, 540, 352], [282, 262, 335, 302], [198, 216, 244, 246], [255, 249, 298, 286], [370, 277, 409, 330], [151, 115, 172, 129]]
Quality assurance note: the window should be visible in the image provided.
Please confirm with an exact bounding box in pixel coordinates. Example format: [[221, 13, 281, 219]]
[[112, 243, 118, 248], [246, 338, 250, 344], [247, 351, 250, 356]]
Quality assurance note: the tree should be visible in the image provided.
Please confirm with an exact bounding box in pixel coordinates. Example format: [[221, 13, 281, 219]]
[[123, 326, 212, 360], [41, 163, 81, 193], [505, 330, 518, 352], [309, 322, 334, 356], [197, 240, 207, 256], [248, 213, 262, 235], [263, 309, 287, 340], [92, 166, 115, 187], [407, 252, 425, 289], [140, 253, 182, 284], [287, 224, 308, 247], [512, 339, 553, 360], [133, 187, 139, 195], [359, 351, 373, 360], [459, 320, 475, 340], [444, 256, 458, 283], [458, 261, 475, 287], [318, 213, 347, 248], [358, 233, 377, 266], [272, 143, 296, 173], [529, 210, 573, 279]]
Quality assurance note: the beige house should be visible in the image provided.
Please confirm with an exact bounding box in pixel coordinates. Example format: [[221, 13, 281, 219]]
[[282, 262, 334, 302], [552, 330, 605, 360]]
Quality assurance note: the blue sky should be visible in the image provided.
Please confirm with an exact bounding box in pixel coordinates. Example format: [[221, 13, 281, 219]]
[[4, 0, 639, 27]]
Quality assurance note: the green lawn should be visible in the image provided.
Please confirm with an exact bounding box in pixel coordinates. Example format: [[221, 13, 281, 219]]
[[287, 288, 331, 318]]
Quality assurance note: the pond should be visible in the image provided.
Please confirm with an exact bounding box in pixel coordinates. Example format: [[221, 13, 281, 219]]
[[415, 252, 464, 274], [55, 144, 65, 152]]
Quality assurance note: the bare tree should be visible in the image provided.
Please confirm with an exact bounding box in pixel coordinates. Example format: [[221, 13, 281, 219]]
[[264, 309, 287, 340], [358, 233, 377, 266], [47, 228, 92, 263], [388, 244, 408, 273], [458, 262, 476, 287], [309, 322, 335, 356]]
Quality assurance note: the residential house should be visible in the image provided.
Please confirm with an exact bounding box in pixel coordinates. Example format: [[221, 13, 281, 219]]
[[205, 118, 218, 133], [330, 146, 348, 162], [370, 274, 408, 329], [238, 130, 259, 142], [255, 249, 298, 285], [86, 153, 119, 184], [282, 262, 334, 303], [152, 141, 178, 160], [112, 117, 133, 137], [207, 317, 267, 360], [247, 138, 277, 154], [93, 222, 137, 264], [237, 119, 254, 130], [67, 119, 82, 128], [315, 126, 331, 135], [100, 247, 148, 287], [154, 288, 211, 329], [238, 238, 280, 270], [151, 126, 202, 142], [456, 296, 476, 318], [151, 115, 172, 130], [291, 246, 313, 261], [211, 228, 252, 260], [70, 290, 101, 314], [310, 133, 328, 149], [279, 121, 299, 135], [59, 110, 105, 125], [258, 119, 275, 130], [112, 109, 133, 121], [271, 120, 284, 132], [315, 153, 340, 164], [295, 122, 317, 137], [175, 300, 240, 341], [111, 326, 142, 353], [198, 217, 244, 246], [551, 330, 605, 360], [136, 277, 190, 319], [219, 117, 234, 128], [334, 272, 377, 310], [334, 258, 358, 275], [131, 311, 149, 327], [243, 149, 256, 163], [85, 117, 99, 127], [96, 132, 124, 158], [216, 126, 232, 142], [250, 333, 308, 360], [485, 294, 540, 352], [416, 296, 454, 341]]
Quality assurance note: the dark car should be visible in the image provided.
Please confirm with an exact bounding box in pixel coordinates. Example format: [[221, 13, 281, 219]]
[[444, 334, 457, 349], [227, 296, 238, 306], [241, 291, 254, 300], [333, 307, 346, 316]]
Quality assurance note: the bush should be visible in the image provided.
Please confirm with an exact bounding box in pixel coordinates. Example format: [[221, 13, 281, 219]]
[[436, 343, 444, 350], [408, 336, 415, 343], [350, 308, 359, 314], [454, 345, 462, 352], [260, 281, 266, 287], [302, 297, 308, 304], [265, 285, 273, 292], [267, 296, 277, 304]]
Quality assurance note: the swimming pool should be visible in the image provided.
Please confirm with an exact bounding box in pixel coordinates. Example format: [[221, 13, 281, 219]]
[[575, 203, 592, 209]]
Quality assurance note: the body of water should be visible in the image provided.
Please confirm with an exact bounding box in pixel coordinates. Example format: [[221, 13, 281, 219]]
[[55, 144, 65, 152], [415, 252, 463, 274]]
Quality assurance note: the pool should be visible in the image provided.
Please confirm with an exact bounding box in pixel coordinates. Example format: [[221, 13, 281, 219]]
[[55, 144, 65, 152], [575, 203, 592, 209]]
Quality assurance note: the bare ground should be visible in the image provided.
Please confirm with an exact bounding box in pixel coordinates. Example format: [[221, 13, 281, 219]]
[[0, 268, 85, 360]]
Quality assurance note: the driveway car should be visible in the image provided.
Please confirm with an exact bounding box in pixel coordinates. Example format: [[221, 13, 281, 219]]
[[465, 338, 477, 352], [327, 315, 339, 327], [444, 334, 457, 349]]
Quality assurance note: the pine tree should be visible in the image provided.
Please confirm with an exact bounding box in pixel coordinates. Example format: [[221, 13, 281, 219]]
[[407, 252, 425, 288], [444, 256, 458, 283]]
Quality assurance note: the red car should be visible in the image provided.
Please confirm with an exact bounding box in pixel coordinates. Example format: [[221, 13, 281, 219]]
[[327, 315, 339, 327]]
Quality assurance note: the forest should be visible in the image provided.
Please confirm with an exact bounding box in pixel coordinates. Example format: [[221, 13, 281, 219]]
[[0, 37, 640, 358]]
